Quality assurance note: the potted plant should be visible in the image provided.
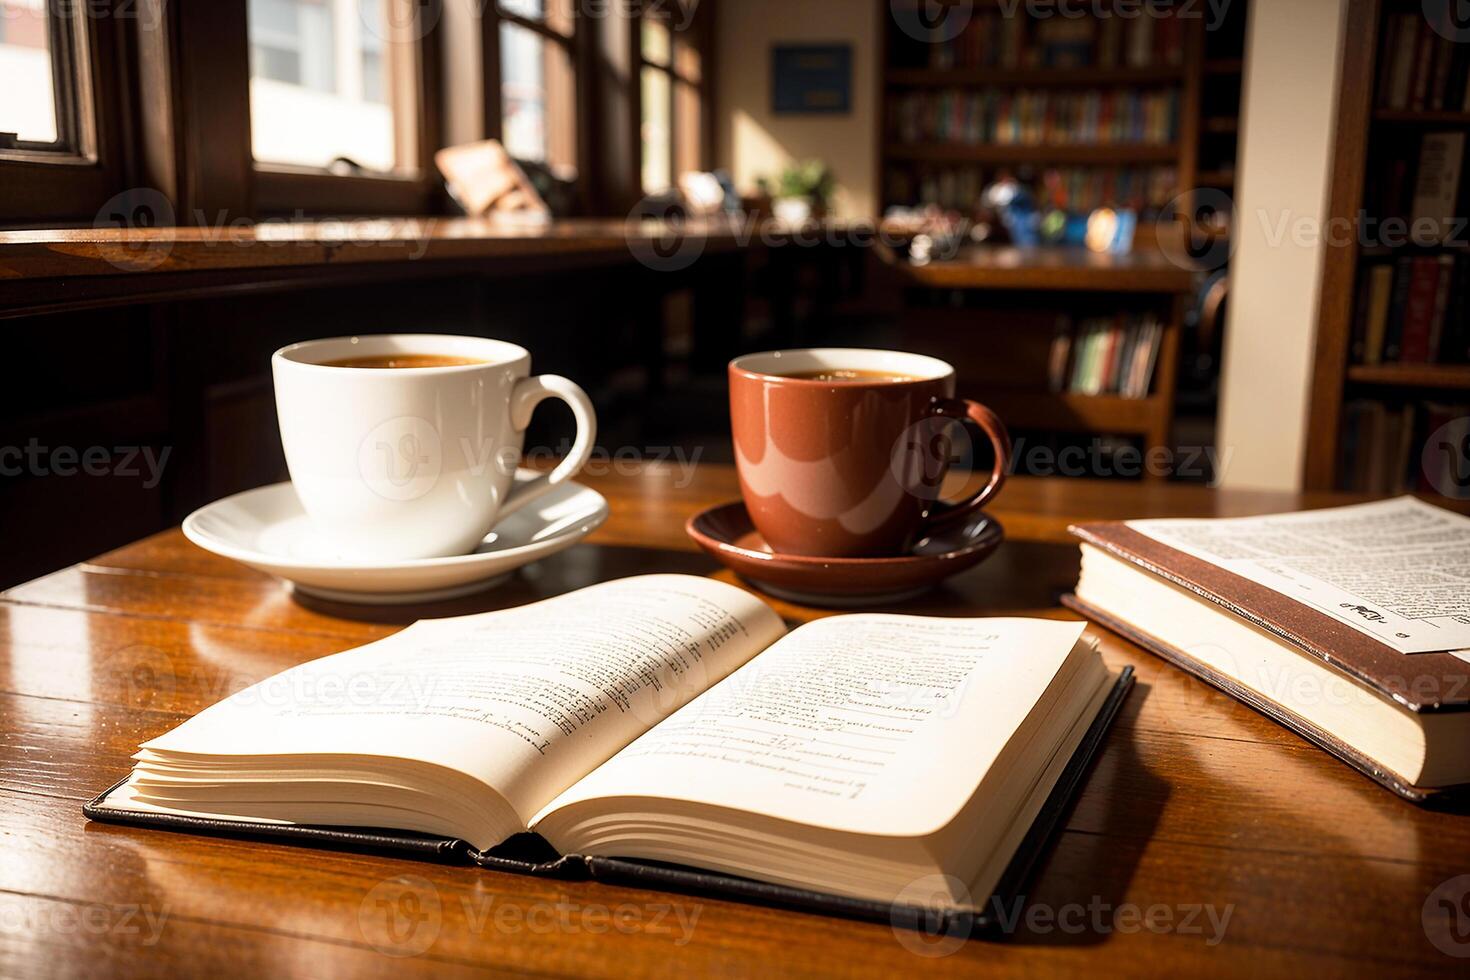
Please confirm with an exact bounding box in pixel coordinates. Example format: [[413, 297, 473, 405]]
[[765, 161, 836, 223]]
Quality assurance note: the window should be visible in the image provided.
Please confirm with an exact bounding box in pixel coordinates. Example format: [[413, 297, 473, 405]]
[[0, 0, 125, 224], [247, 0, 417, 174], [0, 0, 89, 154], [639, 8, 703, 195], [495, 0, 576, 174]]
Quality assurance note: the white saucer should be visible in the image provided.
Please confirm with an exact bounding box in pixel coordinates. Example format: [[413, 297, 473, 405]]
[[182, 471, 608, 604]]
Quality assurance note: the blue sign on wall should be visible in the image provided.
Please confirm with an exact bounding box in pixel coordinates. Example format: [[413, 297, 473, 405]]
[[771, 45, 852, 115]]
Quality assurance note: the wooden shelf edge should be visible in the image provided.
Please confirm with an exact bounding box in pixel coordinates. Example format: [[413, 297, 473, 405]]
[[1373, 109, 1470, 124], [1346, 364, 1470, 389]]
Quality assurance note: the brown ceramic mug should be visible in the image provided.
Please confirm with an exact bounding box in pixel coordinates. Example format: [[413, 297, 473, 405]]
[[729, 348, 1012, 558]]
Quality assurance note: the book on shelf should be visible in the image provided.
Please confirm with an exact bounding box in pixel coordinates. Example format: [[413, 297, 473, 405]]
[[1378, 10, 1470, 111], [1339, 397, 1469, 494], [890, 88, 1178, 148], [920, 8, 1184, 72], [86, 575, 1132, 930], [1047, 313, 1163, 399], [1367, 132, 1466, 240], [885, 164, 1176, 214], [1067, 497, 1470, 802], [1410, 132, 1466, 240], [1350, 255, 1470, 366]]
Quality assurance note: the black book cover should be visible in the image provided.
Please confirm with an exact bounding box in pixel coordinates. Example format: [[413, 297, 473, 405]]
[[82, 670, 1134, 938]]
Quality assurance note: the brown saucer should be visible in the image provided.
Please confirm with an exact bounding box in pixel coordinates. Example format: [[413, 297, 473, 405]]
[[685, 500, 1004, 608]]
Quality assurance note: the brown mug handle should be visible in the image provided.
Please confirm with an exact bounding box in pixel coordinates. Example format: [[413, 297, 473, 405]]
[[921, 398, 1012, 531]]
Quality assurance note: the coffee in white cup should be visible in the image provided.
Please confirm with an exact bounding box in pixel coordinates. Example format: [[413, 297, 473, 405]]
[[272, 334, 597, 561]]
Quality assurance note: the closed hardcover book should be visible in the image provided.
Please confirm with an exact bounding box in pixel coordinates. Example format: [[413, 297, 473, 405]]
[[1409, 132, 1466, 241], [1387, 15, 1418, 109], [1363, 263, 1396, 365], [1067, 500, 1470, 802], [1383, 256, 1415, 361], [1444, 255, 1470, 362], [1428, 254, 1456, 360], [1401, 256, 1443, 363]]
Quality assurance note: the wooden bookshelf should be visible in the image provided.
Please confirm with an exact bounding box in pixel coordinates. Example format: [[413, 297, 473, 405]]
[[884, 66, 1184, 87], [884, 143, 1180, 165], [1191, 4, 1248, 224], [1305, 0, 1470, 498], [874, 3, 1249, 474], [879, 12, 1204, 212]]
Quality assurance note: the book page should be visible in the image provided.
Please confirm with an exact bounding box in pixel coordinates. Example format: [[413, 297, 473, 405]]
[[535, 616, 1088, 838], [1126, 497, 1470, 654], [140, 575, 786, 825]]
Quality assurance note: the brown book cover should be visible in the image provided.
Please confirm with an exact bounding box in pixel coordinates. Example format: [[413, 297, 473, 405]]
[[1064, 521, 1470, 803]]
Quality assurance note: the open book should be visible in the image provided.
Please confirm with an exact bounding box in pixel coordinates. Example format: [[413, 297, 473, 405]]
[[89, 575, 1127, 917]]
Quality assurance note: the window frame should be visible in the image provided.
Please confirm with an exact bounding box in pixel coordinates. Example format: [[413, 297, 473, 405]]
[[485, 0, 580, 177], [636, 0, 709, 196], [0, 0, 127, 225], [250, 0, 445, 217]]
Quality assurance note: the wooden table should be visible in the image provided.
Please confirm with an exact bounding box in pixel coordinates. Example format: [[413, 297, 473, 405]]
[[3, 464, 1465, 977]]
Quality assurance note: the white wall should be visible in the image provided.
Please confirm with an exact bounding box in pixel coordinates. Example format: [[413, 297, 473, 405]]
[[713, 0, 880, 218], [1216, 0, 1350, 490]]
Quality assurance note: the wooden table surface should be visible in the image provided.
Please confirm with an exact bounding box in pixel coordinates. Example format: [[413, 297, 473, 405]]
[[3, 464, 1466, 977]]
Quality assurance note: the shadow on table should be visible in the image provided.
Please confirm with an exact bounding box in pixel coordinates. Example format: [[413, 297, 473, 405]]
[[288, 544, 719, 624], [997, 683, 1170, 947], [288, 537, 1083, 626]]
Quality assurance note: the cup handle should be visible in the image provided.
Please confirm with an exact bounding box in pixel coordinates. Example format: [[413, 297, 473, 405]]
[[921, 398, 1012, 532], [499, 374, 598, 519]]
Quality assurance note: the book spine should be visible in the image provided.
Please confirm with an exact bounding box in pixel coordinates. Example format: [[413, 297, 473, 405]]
[[1411, 24, 1435, 110], [1383, 256, 1415, 362], [1349, 265, 1373, 364], [1400, 256, 1442, 363], [1410, 132, 1466, 241], [1428, 254, 1456, 360], [1443, 254, 1470, 362], [1432, 36, 1456, 109], [1377, 15, 1401, 108], [1389, 15, 1418, 110]]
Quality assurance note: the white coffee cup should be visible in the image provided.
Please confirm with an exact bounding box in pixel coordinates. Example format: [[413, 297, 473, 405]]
[[272, 334, 596, 561]]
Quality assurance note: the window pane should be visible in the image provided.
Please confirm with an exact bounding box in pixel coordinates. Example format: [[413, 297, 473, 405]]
[[641, 66, 671, 193], [500, 21, 546, 163], [642, 19, 671, 67], [498, 0, 544, 20], [248, 0, 411, 173], [0, 0, 57, 144]]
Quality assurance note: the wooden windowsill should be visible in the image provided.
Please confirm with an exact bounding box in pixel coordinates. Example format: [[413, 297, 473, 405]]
[[0, 215, 782, 282], [0, 215, 876, 319]]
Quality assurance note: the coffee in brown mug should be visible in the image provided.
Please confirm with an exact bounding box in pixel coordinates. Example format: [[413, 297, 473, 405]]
[[780, 369, 920, 383], [729, 348, 1012, 558], [321, 354, 487, 369]]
